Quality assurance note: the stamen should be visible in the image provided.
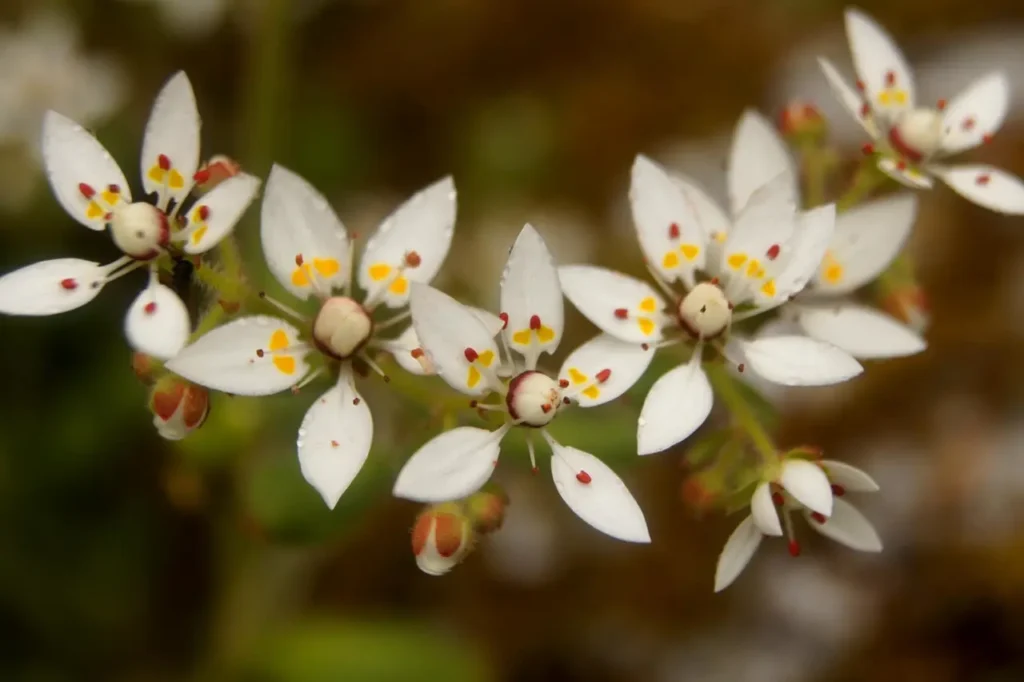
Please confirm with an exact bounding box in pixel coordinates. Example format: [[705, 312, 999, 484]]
[[558, 378, 570, 388], [295, 254, 304, 266], [144, 302, 158, 315], [884, 70, 896, 87], [766, 244, 780, 261], [291, 367, 325, 394], [810, 512, 827, 524], [78, 183, 95, 199], [358, 351, 391, 382], [526, 435, 538, 474], [60, 278, 78, 291], [158, 154, 171, 170], [831, 484, 846, 497], [374, 310, 411, 332], [787, 539, 801, 557], [982, 134, 993, 145], [976, 174, 991, 186], [936, 98, 947, 111], [193, 169, 211, 185], [498, 312, 509, 329], [257, 291, 310, 323], [668, 222, 680, 239], [771, 492, 784, 506], [529, 315, 541, 330], [595, 368, 611, 383], [614, 308, 629, 319], [197, 205, 210, 221], [644, 260, 677, 299], [464, 347, 479, 363], [576, 470, 592, 484], [404, 251, 421, 268]]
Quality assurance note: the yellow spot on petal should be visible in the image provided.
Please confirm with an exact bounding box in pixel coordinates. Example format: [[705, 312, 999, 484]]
[[191, 225, 208, 245], [512, 329, 531, 345], [727, 253, 747, 270], [568, 368, 588, 385], [467, 365, 481, 389], [894, 90, 908, 105], [760, 279, 776, 297], [663, 251, 680, 269], [582, 385, 601, 400], [168, 169, 185, 189], [478, 350, 495, 367], [313, 258, 339, 277], [269, 329, 289, 351], [537, 325, 555, 343], [824, 262, 844, 284], [86, 202, 104, 220], [639, 297, 657, 313], [273, 356, 296, 374], [101, 190, 119, 206], [745, 259, 762, 278], [638, 317, 655, 336], [680, 244, 700, 261], [368, 263, 391, 281], [389, 276, 409, 295], [147, 166, 166, 184], [291, 265, 311, 287]]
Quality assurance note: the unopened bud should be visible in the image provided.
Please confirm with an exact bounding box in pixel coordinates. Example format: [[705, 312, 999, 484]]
[[778, 101, 827, 143], [681, 474, 719, 511], [466, 489, 509, 534], [880, 284, 930, 333], [193, 155, 241, 194], [150, 376, 210, 441], [132, 351, 157, 383], [411, 503, 474, 576]]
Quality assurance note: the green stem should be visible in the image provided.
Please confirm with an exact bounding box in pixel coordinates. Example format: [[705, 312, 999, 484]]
[[835, 156, 891, 212], [799, 142, 831, 209], [704, 363, 777, 463]]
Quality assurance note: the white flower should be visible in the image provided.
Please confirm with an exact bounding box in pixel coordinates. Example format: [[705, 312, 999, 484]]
[[165, 164, 457, 508], [0, 71, 260, 359], [818, 8, 1024, 214], [118, 0, 229, 38], [559, 153, 862, 456], [714, 458, 882, 592], [392, 225, 653, 544]]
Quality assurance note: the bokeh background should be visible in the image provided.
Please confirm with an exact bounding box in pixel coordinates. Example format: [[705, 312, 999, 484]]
[[3, 0, 1024, 680]]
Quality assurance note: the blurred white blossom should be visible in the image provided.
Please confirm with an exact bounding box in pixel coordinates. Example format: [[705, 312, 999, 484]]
[[119, 0, 230, 38]]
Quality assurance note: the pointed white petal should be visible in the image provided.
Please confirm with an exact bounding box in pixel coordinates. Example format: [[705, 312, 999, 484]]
[[721, 174, 799, 296], [673, 174, 732, 261], [813, 193, 916, 295], [796, 303, 925, 359], [806, 497, 883, 552], [392, 426, 505, 502], [382, 325, 433, 376], [750, 482, 783, 536], [714, 516, 763, 592], [739, 335, 862, 387], [544, 432, 650, 543], [0, 259, 107, 315], [728, 109, 798, 216], [182, 173, 261, 254], [877, 157, 934, 189], [558, 265, 668, 344], [165, 316, 309, 395], [358, 177, 457, 308], [260, 164, 350, 299], [941, 73, 1009, 155], [408, 284, 500, 396], [637, 352, 712, 455], [558, 333, 655, 407], [845, 8, 915, 118], [930, 164, 1024, 215], [780, 458, 833, 517], [500, 224, 564, 363], [821, 460, 880, 493], [140, 71, 201, 207], [125, 283, 190, 360], [297, 371, 373, 509], [817, 57, 878, 138], [42, 111, 131, 230], [766, 204, 836, 306]]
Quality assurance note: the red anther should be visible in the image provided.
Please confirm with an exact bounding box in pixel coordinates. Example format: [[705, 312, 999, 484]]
[[766, 244, 780, 261], [352, 397, 361, 405], [983, 133, 993, 145], [788, 539, 801, 557], [108, 184, 120, 194], [529, 314, 541, 330], [937, 98, 947, 111], [558, 378, 569, 388], [962, 117, 976, 131], [193, 168, 211, 184], [861, 143, 875, 156], [811, 512, 827, 524], [144, 302, 157, 315], [613, 308, 629, 319], [727, 301, 734, 310], [469, 400, 478, 408], [531, 466, 539, 475], [499, 312, 509, 329], [541, 404, 552, 414], [576, 470, 592, 484], [668, 222, 680, 239], [896, 160, 907, 171], [331, 440, 339, 448], [78, 183, 95, 199], [641, 343, 650, 350], [831, 484, 846, 497], [295, 254, 304, 266], [709, 277, 719, 285], [158, 154, 171, 170], [884, 70, 896, 87], [772, 492, 784, 506], [976, 174, 991, 186], [855, 79, 865, 92], [60, 278, 78, 290], [562, 397, 571, 405], [104, 212, 113, 222], [595, 368, 612, 383], [737, 363, 745, 373], [411, 348, 425, 359], [197, 205, 210, 221], [404, 251, 422, 268], [464, 347, 479, 363], [256, 349, 265, 358], [860, 102, 871, 118]]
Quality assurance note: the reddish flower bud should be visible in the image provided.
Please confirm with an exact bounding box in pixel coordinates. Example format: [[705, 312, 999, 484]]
[[132, 352, 157, 383], [880, 284, 930, 333], [778, 100, 827, 142], [193, 155, 242, 194], [149, 377, 210, 441], [411, 504, 474, 576], [466, 489, 509, 534]]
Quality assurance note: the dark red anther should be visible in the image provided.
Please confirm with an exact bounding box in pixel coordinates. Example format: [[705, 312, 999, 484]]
[[641, 343, 650, 350], [108, 184, 120, 194], [831, 484, 846, 497], [469, 400, 478, 408], [983, 133, 993, 145], [937, 98, 947, 111], [158, 154, 171, 170], [499, 312, 509, 329], [60, 278, 78, 291], [855, 79, 865, 92], [668, 222, 680, 239], [193, 168, 211, 184], [256, 349, 265, 358], [529, 314, 541, 330], [411, 348, 425, 359], [144, 302, 158, 315], [595, 368, 612, 383], [78, 183, 95, 199], [331, 440, 339, 447], [541, 404, 552, 414], [576, 470, 592, 484], [709, 277, 719, 285], [295, 254, 304, 266], [884, 70, 896, 87], [766, 244, 780, 261], [861, 143, 875, 156], [563, 397, 571, 405], [352, 397, 361, 405], [860, 102, 871, 118], [810, 512, 827, 524], [976, 174, 991, 186], [896, 160, 907, 171], [464, 347, 479, 363], [197, 205, 210, 221], [531, 466, 539, 475], [787, 539, 801, 557], [727, 301, 734, 310], [613, 308, 629, 319], [404, 251, 422, 268], [772, 492, 784, 506], [558, 378, 570, 388], [737, 363, 745, 373]]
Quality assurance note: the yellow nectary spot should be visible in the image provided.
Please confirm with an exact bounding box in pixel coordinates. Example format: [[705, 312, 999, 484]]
[[368, 263, 391, 281], [760, 279, 776, 297], [291, 265, 311, 287], [727, 253, 748, 270], [537, 325, 555, 343], [86, 202, 104, 220], [745, 259, 762, 278], [878, 89, 908, 106], [168, 170, 185, 189], [147, 166, 166, 184], [269, 329, 289, 351], [824, 261, 844, 284], [273, 356, 296, 374], [512, 329, 531, 345], [638, 317, 655, 336], [467, 365, 481, 388], [389, 276, 409, 295], [313, 258, 339, 277], [101, 190, 119, 206], [191, 226, 208, 245], [680, 244, 700, 261], [269, 329, 294, 374], [478, 350, 495, 367], [663, 251, 680, 269], [639, 297, 657, 313], [582, 385, 601, 400], [569, 367, 588, 385]]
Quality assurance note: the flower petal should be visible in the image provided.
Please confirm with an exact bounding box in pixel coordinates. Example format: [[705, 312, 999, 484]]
[[673, 174, 732, 262], [811, 193, 916, 295], [877, 158, 934, 189], [260, 164, 350, 300], [780, 458, 833, 517], [500, 224, 564, 367], [165, 316, 309, 395], [408, 284, 500, 396], [125, 282, 190, 360], [637, 351, 712, 455], [821, 459, 880, 493], [0, 259, 107, 315], [558, 333, 655, 408], [750, 482, 782, 536], [806, 497, 882, 552], [739, 335, 863, 387], [845, 8, 915, 119], [181, 173, 261, 254], [357, 176, 456, 308], [544, 432, 650, 543], [941, 72, 1009, 156], [795, 303, 926, 359], [392, 425, 506, 502], [558, 265, 668, 344], [42, 111, 131, 231], [929, 164, 1024, 215], [817, 57, 879, 138], [140, 71, 201, 209], [714, 516, 762, 592], [630, 155, 706, 286], [297, 370, 373, 509], [728, 109, 798, 216], [766, 204, 836, 307], [382, 305, 504, 377]]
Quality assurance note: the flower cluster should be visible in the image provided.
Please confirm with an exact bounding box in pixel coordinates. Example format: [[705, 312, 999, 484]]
[[2, 7, 1021, 590]]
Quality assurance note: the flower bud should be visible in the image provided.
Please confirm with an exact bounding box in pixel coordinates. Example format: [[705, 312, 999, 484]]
[[778, 101, 827, 143], [132, 351, 157, 383], [880, 284, 930, 333], [150, 376, 210, 441], [466, 488, 509, 534], [193, 155, 241, 194], [411, 503, 474, 576]]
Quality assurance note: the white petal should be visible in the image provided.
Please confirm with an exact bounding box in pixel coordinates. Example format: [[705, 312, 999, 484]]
[[877, 158, 934, 189], [558, 265, 668, 344], [544, 432, 650, 543], [750, 482, 782, 536], [297, 371, 373, 509], [673, 174, 732, 261], [357, 176, 456, 308], [796, 303, 926, 359], [558, 333, 655, 407], [0, 259, 106, 315], [929, 164, 1024, 215], [721, 174, 799, 290], [806, 498, 882, 552], [382, 325, 433, 376], [630, 155, 706, 284], [392, 425, 506, 502], [714, 516, 762, 592], [780, 458, 833, 517], [739, 335, 863, 387], [42, 111, 131, 230], [140, 71, 201, 208], [408, 284, 500, 396], [817, 57, 879, 138], [182, 173, 261, 254], [767, 204, 836, 306], [260, 164, 350, 299], [728, 109, 798, 216], [125, 282, 190, 360], [500, 224, 564, 364], [845, 8, 916, 117], [821, 460, 880, 493], [637, 352, 712, 455], [941, 73, 1009, 155], [812, 193, 917, 295], [165, 316, 309, 395]]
